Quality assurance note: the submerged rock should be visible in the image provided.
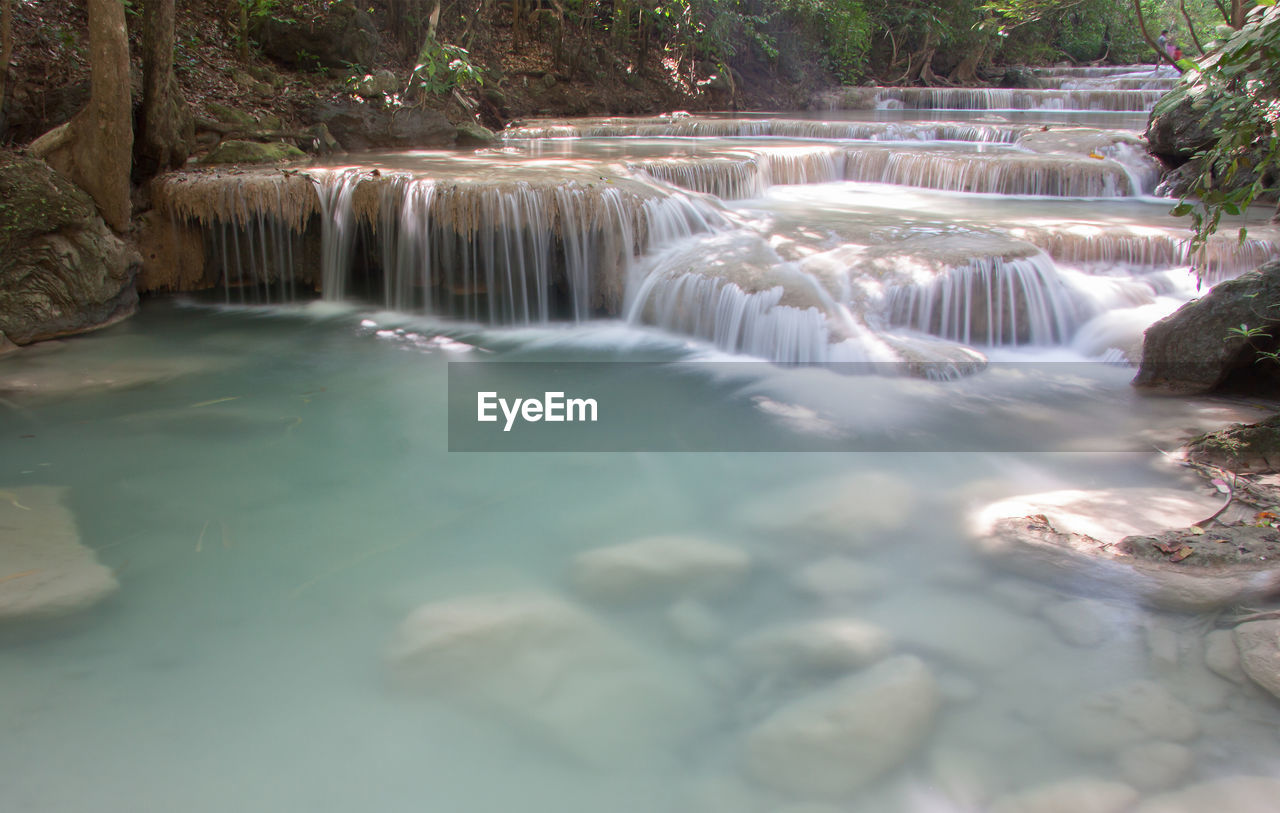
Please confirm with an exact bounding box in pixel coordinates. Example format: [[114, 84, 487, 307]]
[[743, 655, 939, 797], [386, 592, 707, 761], [1204, 628, 1248, 685], [1041, 598, 1115, 648], [743, 471, 913, 546], [1133, 258, 1280, 395], [734, 618, 893, 675], [570, 535, 750, 602], [790, 556, 888, 602], [989, 778, 1138, 813], [1116, 741, 1194, 793], [1233, 619, 1280, 701], [0, 486, 118, 623], [1051, 680, 1199, 756], [0, 152, 138, 345], [1135, 776, 1280, 813]]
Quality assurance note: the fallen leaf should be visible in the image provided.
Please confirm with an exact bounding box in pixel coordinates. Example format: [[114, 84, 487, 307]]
[[1188, 525, 1206, 535], [1088, 152, 1105, 159], [1155, 540, 1183, 554], [1170, 546, 1196, 562]]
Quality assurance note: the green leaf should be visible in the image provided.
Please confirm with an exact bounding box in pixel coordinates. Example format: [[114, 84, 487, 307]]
[[1171, 203, 1194, 217]]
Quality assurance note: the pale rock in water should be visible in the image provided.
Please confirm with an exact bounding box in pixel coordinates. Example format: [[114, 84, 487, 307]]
[[743, 655, 939, 797], [1050, 680, 1200, 756], [743, 471, 914, 546], [570, 535, 751, 602], [1116, 741, 1194, 793], [386, 592, 707, 761], [789, 555, 888, 602], [989, 778, 1139, 813], [0, 486, 118, 623], [1134, 776, 1280, 813], [1203, 628, 1248, 685], [734, 617, 893, 675], [1232, 620, 1280, 702], [1041, 598, 1116, 648]]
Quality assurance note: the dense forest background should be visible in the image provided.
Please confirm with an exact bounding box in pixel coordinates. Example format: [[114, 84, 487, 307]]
[[0, 0, 1251, 147]]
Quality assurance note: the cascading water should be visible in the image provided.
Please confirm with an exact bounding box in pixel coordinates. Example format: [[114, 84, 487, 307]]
[[145, 65, 1280, 364]]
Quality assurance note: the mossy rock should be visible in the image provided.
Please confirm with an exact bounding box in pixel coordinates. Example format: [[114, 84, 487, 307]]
[[206, 102, 257, 129], [201, 140, 307, 165], [257, 113, 285, 132], [455, 122, 498, 147], [0, 151, 138, 344], [1187, 414, 1280, 473]]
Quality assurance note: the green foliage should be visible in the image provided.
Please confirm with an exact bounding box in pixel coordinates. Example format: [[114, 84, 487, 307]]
[[782, 0, 873, 82], [412, 39, 483, 97], [1171, 3, 1280, 270]]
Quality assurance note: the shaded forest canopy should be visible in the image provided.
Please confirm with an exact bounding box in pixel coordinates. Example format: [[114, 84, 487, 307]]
[[0, 0, 1252, 146]]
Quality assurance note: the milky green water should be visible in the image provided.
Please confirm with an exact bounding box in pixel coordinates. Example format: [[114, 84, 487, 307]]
[[2, 301, 1278, 813]]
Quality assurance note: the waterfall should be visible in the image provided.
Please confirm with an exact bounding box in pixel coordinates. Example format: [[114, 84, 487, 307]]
[[628, 148, 847, 200], [826, 86, 1165, 112], [503, 118, 1028, 144], [840, 149, 1135, 197], [883, 253, 1091, 346], [623, 230, 895, 363], [314, 168, 363, 302]]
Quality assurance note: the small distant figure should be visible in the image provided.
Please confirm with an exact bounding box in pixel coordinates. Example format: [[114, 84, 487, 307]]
[[1157, 29, 1169, 55], [1172, 44, 1184, 61]]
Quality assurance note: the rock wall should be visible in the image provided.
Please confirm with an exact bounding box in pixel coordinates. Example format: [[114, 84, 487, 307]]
[[0, 152, 138, 345]]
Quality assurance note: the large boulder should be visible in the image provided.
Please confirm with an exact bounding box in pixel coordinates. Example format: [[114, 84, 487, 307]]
[[308, 101, 457, 151], [743, 655, 939, 797], [1133, 258, 1280, 395], [1233, 619, 1280, 701], [0, 486, 118, 624], [254, 1, 379, 70], [0, 152, 138, 345], [1144, 84, 1222, 165]]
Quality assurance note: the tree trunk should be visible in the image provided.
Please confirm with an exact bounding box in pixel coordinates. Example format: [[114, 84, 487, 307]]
[[1232, 0, 1245, 29], [1180, 0, 1206, 55], [31, 0, 133, 232], [1132, 0, 1180, 69], [948, 39, 987, 85], [136, 0, 192, 181], [239, 2, 249, 62], [1, 0, 12, 125]]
